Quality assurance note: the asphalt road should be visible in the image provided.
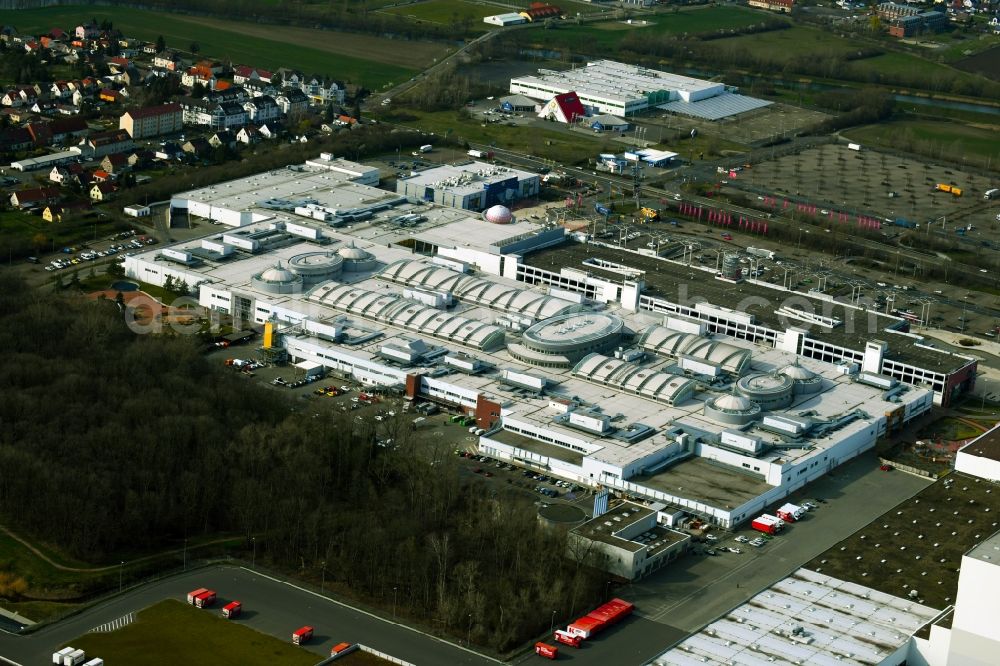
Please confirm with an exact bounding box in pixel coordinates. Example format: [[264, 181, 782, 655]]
[[0, 567, 497, 666]]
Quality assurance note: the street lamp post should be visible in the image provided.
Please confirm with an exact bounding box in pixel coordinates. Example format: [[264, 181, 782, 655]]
[[467, 614, 473, 646], [321, 561, 326, 593], [183, 538, 187, 572], [797, 227, 803, 248], [550, 610, 557, 634], [605, 580, 612, 599], [119, 561, 124, 593], [393, 586, 398, 619], [251, 537, 256, 569]]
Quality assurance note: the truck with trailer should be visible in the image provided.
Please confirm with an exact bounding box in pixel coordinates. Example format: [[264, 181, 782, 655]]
[[776, 503, 805, 522], [53, 648, 75, 664], [222, 601, 242, 619], [566, 598, 634, 639], [891, 218, 916, 229], [534, 642, 559, 660], [751, 515, 783, 535], [193, 590, 216, 608], [62, 649, 87, 666], [187, 588, 209, 604], [746, 247, 776, 260], [292, 626, 314, 645], [467, 149, 495, 160], [985, 188, 999, 200], [554, 629, 583, 647]]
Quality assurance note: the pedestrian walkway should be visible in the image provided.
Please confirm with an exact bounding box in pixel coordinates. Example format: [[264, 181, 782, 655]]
[[89, 613, 133, 633]]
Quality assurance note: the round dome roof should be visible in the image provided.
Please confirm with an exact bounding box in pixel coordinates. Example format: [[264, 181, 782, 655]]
[[712, 393, 756, 412], [258, 262, 296, 283], [483, 204, 513, 224], [780, 363, 816, 381], [338, 241, 372, 261]]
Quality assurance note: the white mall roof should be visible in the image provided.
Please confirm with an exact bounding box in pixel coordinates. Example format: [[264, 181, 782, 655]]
[[659, 92, 772, 120], [652, 569, 938, 666]]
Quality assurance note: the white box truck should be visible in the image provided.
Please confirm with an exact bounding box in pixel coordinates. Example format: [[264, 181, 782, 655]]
[[53, 648, 74, 664], [63, 649, 87, 666], [83, 659, 105, 666]]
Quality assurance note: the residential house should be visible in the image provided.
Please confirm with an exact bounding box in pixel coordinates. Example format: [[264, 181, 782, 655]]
[[49, 162, 86, 186], [0, 128, 33, 153], [118, 37, 141, 56], [100, 153, 130, 174], [79, 129, 134, 158], [107, 56, 130, 72], [10, 186, 61, 209], [48, 27, 67, 40], [275, 89, 309, 116], [236, 125, 261, 145], [301, 77, 345, 106], [241, 79, 277, 98], [181, 65, 217, 90], [0, 26, 17, 44], [99, 88, 121, 103], [43, 202, 91, 222], [119, 102, 183, 139], [205, 86, 246, 103], [50, 81, 73, 99], [193, 59, 225, 75], [258, 122, 283, 140], [23, 40, 41, 54], [153, 50, 183, 71], [179, 97, 214, 126], [141, 42, 158, 54], [56, 104, 81, 116], [243, 95, 281, 123], [155, 141, 183, 160], [91, 169, 113, 183], [208, 130, 237, 149], [211, 102, 248, 130], [27, 117, 89, 146], [182, 137, 211, 156], [232, 66, 273, 85], [75, 23, 100, 40], [89, 182, 115, 201]]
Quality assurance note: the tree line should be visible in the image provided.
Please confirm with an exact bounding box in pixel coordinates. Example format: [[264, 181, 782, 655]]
[[0, 275, 607, 650]]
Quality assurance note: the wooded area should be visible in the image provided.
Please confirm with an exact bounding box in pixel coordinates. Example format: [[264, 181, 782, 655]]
[[0, 275, 606, 649]]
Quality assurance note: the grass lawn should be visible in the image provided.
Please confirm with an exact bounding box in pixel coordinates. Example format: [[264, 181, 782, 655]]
[[916, 416, 986, 441], [68, 600, 318, 666], [389, 109, 621, 165], [382, 0, 493, 29], [806, 472, 1000, 610], [515, 6, 766, 51], [0, 6, 420, 88], [844, 120, 1000, 168]]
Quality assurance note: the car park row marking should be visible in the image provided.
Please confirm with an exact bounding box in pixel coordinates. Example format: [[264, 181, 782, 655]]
[[89, 612, 134, 633]]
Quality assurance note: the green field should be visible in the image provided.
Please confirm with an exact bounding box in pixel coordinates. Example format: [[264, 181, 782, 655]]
[[0, 6, 418, 87], [844, 119, 1000, 167], [68, 600, 318, 665], [516, 6, 766, 51], [383, 0, 493, 28]]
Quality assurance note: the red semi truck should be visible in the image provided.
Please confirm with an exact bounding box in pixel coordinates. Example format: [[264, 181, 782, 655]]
[[187, 588, 208, 604], [292, 626, 314, 645], [330, 642, 355, 656], [534, 642, 558, 660], [553, 629, 582, 647], [222, 601, 242, 619]]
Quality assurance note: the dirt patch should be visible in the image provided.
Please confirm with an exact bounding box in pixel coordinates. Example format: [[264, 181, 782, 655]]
[[954, 46, 1000, 81], [169, 15, 450, 68]]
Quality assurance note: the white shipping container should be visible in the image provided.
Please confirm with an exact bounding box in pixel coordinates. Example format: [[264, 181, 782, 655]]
[[720, 429, 763, 454], [762, 415, 803, 435], [568, 410, 611, 434], [503, 369, 545, 391], [161, 248, 192, 262], [286, 222, 320, 239], [83, 660, 105, 666]]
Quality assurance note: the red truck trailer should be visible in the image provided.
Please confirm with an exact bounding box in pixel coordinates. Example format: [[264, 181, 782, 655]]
[[222, 601, 242, 619], [193, 590, 216, 608], [588, 598, 633, 626], [566, 615, 604, 639], [534, 642, 558, 660], [187, 588, 208, 605], [292, 626, 314, 645], [751, 515, 781, 535], [553, 629, 582, 647]]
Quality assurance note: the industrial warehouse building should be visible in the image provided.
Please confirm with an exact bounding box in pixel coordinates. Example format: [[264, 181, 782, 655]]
[[125, 157, 975, 529], [395, 161, 540, 211], [510, 59, 772, 120]]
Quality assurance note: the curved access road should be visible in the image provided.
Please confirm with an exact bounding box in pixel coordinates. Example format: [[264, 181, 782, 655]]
[[0, 566, 498, 666]]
